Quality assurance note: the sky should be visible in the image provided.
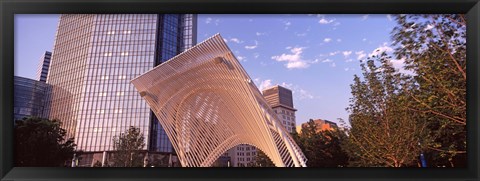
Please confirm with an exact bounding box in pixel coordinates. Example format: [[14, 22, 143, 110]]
[[15, 14, 399, 126]]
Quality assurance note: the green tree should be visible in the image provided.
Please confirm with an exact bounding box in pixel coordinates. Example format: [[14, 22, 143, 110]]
[[14, 117, 76, 167], [295, 119, 349, 167], [110, 126, 146, 167], [251, 149, 275, 167], [344, 54, 428, 167], [391, 14, 466, 167]]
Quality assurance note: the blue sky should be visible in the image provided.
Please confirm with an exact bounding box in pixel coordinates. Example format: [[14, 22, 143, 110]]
[[15, 14, 399, 126]]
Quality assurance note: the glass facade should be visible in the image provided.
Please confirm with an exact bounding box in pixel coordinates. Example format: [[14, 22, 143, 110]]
[[47, 14, 196, 154], [14, 76, 50, 121], [148, 14, 197, 153]]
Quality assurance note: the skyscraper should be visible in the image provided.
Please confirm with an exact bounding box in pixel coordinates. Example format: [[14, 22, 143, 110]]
[[46, 14, 196, 166], [35, 51, 52, 82]]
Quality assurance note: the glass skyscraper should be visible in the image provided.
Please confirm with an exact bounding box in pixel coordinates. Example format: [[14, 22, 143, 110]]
[[46, 14, 196, 166]]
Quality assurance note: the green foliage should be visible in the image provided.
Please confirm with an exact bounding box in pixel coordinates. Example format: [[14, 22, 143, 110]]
[[14, 117, 76, 167], [251, 149, 275, 167], [344, 54, 428, 167], [295, 119, 349, 167], [110, 126, 146, 167], [391, 14, 466, 167]]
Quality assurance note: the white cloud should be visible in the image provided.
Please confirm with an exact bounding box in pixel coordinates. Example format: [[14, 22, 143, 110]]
[[324, 38, 332, 43], [205, 17, 212, 24], [389, 58, 413, 75], [361, 14, 369, 21], [229, 38, 243, 44], [337, 39, 342, 42], [342, 51, 352, 57], [223, 38, 228, 43], [271, 47, 315, 69], [345, 59, 354, 62], [280, 82, 315, 100], [253, 53, 259, 59], [368, 42, 394, 57], [333, 22, 341, 26], [362, 38, 367, 42], [245, 40, 258, 50], [256, 32, 266, 36], [237, 55, 246, 62], [344, 67, 350, 71], [284, 21, 291, 30], [356, 51, 367, 60], [258, 79, 272, 91], [331, 62, 336, 67], [322, 59, 332, 63], [205, 18, 220, 25], [386, 14, 393, 21], [319, 18, 334, 24], [329, 51, 340, 56]]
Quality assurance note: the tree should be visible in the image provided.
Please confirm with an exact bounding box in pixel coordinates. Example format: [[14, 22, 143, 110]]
[[344, 54, 429, 167], [295, 119, 349, 167], [14, 117, 76, 167], [110, 126, 146, 167], [251, 149, 275, 167], [391, 14, 466, 167]]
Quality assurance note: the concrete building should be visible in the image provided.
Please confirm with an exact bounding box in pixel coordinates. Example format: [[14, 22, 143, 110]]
[[35, 51, 52, 82], [263, 85, 297, 133], [46, 14, 196, 166], [14, 76, 50, 121]]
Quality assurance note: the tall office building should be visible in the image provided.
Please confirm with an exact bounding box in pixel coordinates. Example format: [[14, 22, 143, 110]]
[[224, 85, 297, 167], [14, 76, 50, 121], [46, 14, 196, 166], [262, 85, 297, 133], [35, 51, 52, 82]]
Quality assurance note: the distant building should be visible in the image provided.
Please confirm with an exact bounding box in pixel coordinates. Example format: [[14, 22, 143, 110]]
[[296, 119, 338, 133], [14, 76, 51, 121], [35, 51, 52, 82], [223, 85, 297, 167], [262, 85, 297, 133]]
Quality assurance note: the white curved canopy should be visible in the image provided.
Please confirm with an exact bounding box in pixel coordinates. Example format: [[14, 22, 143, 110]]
[[131, 34, 307, 167]]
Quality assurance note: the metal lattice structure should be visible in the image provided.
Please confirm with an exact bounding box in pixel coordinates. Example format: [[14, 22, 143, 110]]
[[131, 34, 307, 167]]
